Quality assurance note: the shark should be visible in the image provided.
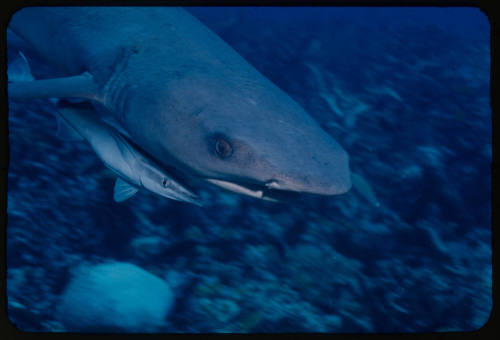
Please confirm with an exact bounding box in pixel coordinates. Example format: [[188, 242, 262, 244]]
[[8, 7, 351, 201]]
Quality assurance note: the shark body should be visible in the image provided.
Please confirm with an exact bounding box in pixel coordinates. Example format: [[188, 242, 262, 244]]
[[8, 7, 351, 200]]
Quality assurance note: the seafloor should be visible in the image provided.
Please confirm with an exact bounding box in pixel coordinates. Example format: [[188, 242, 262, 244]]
[[6, 7, 491, 333]]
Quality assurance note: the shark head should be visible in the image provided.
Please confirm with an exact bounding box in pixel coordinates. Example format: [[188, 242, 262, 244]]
[[196, 113, 351, 199], [129, 73, 351, 201], [199, 124, 351, 200]]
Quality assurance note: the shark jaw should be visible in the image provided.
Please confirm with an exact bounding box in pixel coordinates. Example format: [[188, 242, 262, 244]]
[[205, 178, 291, 202]]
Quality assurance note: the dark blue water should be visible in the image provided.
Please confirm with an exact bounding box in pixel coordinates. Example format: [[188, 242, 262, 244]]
[[6, 7, 491, 333]]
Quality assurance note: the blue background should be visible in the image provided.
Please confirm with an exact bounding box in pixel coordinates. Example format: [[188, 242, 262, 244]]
[[7, 7, 491, 333]]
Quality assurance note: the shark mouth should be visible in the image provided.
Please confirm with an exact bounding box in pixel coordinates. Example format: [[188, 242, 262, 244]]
[[150, 160, 302, 203], [205, 178, 303, 202]]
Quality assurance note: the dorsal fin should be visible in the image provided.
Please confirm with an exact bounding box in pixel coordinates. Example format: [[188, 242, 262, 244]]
[[8, 51, 34, 82]]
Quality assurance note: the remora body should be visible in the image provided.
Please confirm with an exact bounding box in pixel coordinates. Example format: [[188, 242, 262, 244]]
[[55, 101, 201, 205], [8, 7, 351, 200]]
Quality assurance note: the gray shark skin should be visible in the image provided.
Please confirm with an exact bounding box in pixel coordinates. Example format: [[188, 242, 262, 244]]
[[8, 7, 351, 199]]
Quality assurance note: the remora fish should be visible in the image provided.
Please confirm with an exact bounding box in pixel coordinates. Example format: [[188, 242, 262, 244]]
[[8, 7, 351, 200], [56, 100, 202, 205]]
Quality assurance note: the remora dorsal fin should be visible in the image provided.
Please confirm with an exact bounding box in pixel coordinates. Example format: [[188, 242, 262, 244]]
[[113, 177, 139, 202], [56, 116, 83, 141], [8, 72, 100, 101]]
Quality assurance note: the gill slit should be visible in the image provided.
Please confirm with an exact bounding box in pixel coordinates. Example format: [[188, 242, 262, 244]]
[[103, 47, 136, 122]]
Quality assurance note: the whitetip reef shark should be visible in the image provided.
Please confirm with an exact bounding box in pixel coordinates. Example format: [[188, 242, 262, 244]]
[[8, 7, 351, 203]]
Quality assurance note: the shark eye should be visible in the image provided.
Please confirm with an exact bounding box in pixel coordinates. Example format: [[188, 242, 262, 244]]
[[162, 178, 169, 187], [215, 138, 232, 158]]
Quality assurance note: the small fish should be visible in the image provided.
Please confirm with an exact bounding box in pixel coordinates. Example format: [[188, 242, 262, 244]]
[[56, 100, 202, 206]]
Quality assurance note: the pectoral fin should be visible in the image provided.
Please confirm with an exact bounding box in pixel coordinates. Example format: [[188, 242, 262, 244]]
[[113, 177, 139, 202], [8, 72, 100, 102]]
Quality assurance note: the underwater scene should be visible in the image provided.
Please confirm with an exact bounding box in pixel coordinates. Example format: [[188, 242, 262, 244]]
[[6, 7, 491, 333]]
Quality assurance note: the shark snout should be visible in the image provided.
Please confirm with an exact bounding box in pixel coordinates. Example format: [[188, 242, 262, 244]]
[[266, 146, 352, 196], [267, 170, 351, 195]]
